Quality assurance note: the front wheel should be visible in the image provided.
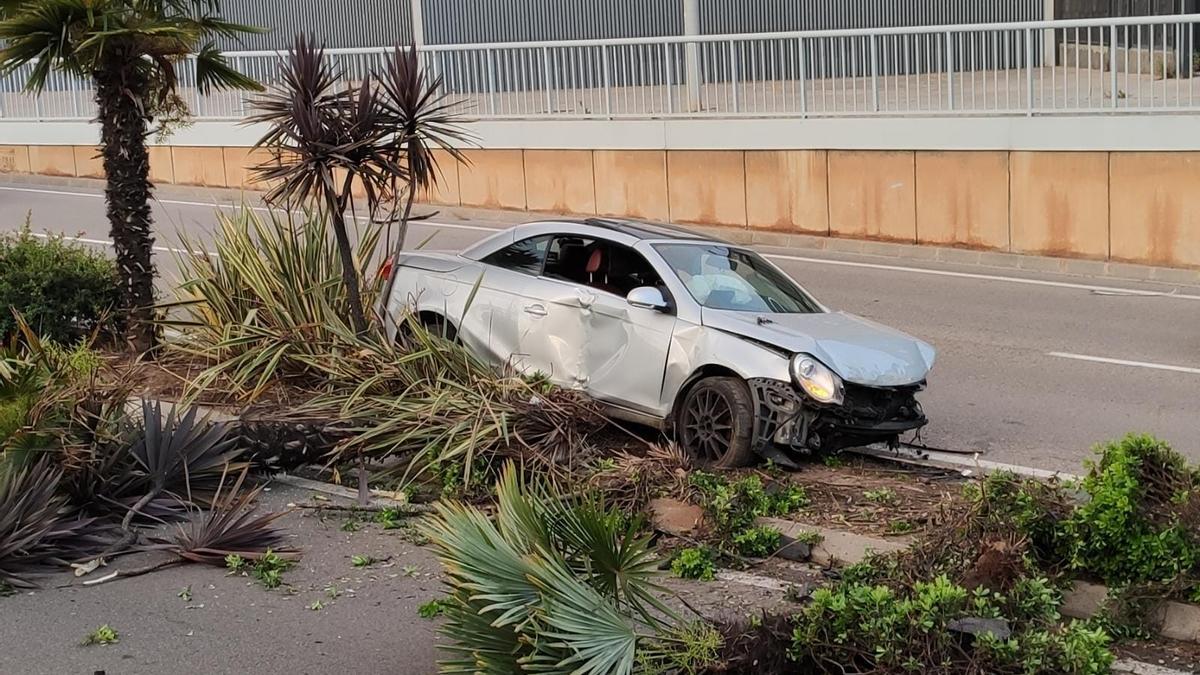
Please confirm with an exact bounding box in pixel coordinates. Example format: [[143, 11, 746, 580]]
[[677, 376, 756, 468]]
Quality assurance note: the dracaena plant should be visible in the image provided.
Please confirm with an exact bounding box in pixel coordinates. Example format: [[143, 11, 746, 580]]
[[0, 0, 263, 352], [250, 35, 468, 336]]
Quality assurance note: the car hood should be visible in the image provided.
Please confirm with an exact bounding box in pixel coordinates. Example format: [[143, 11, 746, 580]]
[[701, 309, 936, 386]]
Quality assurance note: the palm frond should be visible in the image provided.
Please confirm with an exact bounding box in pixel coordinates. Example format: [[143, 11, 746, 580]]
[[421, 464, 695, 674], [194, 41, 262, 94]]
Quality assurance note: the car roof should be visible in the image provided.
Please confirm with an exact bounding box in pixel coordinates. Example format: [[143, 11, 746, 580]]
[[575, 217, 724, 242], [461, 218, 733, 262]]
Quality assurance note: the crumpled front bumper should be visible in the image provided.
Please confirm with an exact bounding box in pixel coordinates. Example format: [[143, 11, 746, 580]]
[[748, 378, 927, 460]]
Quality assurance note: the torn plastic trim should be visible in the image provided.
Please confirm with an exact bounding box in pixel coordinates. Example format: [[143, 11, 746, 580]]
[[748, 377, 928, 458]]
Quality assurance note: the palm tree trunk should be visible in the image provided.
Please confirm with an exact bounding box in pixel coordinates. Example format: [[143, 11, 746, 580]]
[[94, 51, 157, 352]]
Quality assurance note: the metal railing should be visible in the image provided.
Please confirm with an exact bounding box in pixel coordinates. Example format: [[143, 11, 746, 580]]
[[2, 14, 1198, 122]]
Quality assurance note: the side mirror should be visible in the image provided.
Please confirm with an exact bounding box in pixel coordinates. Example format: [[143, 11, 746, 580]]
[[626, 286, 669, 312]]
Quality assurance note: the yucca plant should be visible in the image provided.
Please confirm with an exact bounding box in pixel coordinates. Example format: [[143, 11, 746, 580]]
[[162, 205, 384, 401], [421, 463, 710, 674], [249, 34, 400, 335], [0, 459, 109, 587], [161, 467, 296, 566], [376, 43, 471, 306]]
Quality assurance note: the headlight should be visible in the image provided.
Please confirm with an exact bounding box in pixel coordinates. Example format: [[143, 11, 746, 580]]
[[790, 354, 844, 405]]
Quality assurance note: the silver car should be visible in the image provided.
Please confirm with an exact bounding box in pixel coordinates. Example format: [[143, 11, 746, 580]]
[[383, 218, 935, 467]]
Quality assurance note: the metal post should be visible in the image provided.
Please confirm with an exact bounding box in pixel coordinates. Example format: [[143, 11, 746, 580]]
[[729, 40, 739, 112], [870, 35, 879, 112], [486, 48, 496, 116], [664, 43, 674, 114], [409, 0, 425, 48], [1025, 27, 1035, 115], [602, 44, 612, 117], [683, 0, 701, 111], [1043, 0, 1056, 67], [797, 37, 807, 117], [945, 31, 954, 111], [542, 47, 552, 113], [1110, 24, 1118, 108]]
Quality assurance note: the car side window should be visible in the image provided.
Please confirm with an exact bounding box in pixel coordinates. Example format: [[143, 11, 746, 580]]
[[480, 235, 551, 275], [544, 235, 664, 297]]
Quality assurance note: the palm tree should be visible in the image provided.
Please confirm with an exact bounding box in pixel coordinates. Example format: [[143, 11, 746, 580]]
[[0, 0, 262, 351], [250, 36, 468, 336]]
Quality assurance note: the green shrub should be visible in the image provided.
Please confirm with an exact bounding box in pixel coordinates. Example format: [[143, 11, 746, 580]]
[[790, 575, 1114, 674], [0, 227, 117, 343], [689, 471, 808, 535], [672, 547, 716, 581], [1064, 434, 1200, 586], [732, 526, 782, 558]]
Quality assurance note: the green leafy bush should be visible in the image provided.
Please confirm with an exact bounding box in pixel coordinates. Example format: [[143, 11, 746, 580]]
[[1064, 434, 1200, 586], [0, 227, 117, 343], [790, 575, 1114, 674], [689, 471, 808, 535], [733, 526, 782, 558], [672, 547, 717, 581]]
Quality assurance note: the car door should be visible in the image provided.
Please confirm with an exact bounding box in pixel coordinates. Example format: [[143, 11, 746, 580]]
[[518, 234, 677, 415], [459, 234, 551, 370]]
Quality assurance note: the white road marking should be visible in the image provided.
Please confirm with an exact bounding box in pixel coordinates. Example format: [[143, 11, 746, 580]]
[[4, 183, 1199, 300], [1048, 351, 1200, 375], [764, 252, 1200, 302], [0, 184, 501, 232], [22, 230, 213, 256]]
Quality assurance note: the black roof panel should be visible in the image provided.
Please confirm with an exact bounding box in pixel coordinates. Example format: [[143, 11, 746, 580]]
[[579, 217, 728, 242]]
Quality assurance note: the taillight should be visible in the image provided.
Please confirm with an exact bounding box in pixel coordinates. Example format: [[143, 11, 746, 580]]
[[379, 256, 394, 280]]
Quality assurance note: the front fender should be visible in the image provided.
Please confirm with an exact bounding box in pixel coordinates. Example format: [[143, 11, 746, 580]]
[[662, 323, 792, 413]]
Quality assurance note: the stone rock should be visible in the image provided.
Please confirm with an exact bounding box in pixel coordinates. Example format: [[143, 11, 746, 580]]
[[776, 535, 812, 562], [648, 498, 705, 536], [947, 617, 1012, 641]]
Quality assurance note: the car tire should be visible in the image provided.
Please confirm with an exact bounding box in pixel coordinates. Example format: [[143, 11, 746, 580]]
[[677, 376, 756, 468]]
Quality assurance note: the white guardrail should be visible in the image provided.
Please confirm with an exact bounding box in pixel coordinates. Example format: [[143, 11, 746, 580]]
[[1, 14, 1198, 122]]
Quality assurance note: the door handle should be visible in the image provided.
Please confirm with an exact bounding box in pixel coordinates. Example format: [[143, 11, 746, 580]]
[[524, 303, 548, 317]]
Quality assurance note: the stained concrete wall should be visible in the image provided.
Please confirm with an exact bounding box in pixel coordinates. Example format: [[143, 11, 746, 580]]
[[6, 144, 1200, 269]]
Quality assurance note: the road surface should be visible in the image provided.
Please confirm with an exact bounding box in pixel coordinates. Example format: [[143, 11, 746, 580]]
[[2, 177, 1197, 474]]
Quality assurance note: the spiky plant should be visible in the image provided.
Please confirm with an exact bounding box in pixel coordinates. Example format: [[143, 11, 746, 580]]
[[163, 468, 296, 566], [0, 0, 261, 351], [248, 34, 400, 335], [162, 205, 384, 401], [376, 43, 470, 306], [421, 464, 705, 674], [0, 460, 109, 587]]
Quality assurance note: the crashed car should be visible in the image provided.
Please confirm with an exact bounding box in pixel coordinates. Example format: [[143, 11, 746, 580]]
[[383, 218, 935, 467]]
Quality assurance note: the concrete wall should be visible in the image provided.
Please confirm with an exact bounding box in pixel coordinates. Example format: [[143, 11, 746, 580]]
[[3, 144, 1200, 269]]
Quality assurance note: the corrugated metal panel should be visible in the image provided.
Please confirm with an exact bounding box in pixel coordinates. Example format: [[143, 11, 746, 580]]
[[699, 0, 1044, 33], [210, 0, 1045, 51], [211, 0, 414, 51], [421, 0, 683, 44]]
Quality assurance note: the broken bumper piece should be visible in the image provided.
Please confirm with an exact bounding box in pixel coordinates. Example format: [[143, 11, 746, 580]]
[[749, 378, 927, 459]]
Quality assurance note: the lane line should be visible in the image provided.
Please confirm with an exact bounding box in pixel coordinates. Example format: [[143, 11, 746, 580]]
[[22, 230, 214, 256], [1048, 351, 1200, 375], [5, 184, 1200, 300], [0, 185, 501, 232], [764, 252, 1200, 301]]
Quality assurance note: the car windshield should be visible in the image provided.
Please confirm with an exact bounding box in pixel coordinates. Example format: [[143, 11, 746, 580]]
[[654, 243, 822, 313]]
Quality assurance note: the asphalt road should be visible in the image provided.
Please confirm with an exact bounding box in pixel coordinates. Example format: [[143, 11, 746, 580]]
[[3, 177, 1198, 474]]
